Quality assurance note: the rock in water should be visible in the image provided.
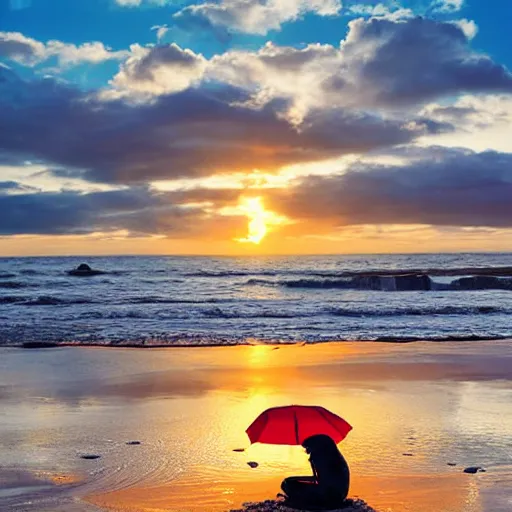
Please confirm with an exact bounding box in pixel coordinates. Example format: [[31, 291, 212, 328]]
[[394, 274, 431, 291], [464, 466, 486, 474], [452, 276, 512, 291]]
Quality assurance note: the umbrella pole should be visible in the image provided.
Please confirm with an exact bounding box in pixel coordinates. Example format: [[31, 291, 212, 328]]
[[293, 411, 299, 445]]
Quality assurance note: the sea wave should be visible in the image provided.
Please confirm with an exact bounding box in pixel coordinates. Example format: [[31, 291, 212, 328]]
[[183, 265, 512, 279], [23, 296, 96, 306], [246, 275, 512, 291], [121, 297, 234, 305], [0, 296, 26, 304], [327, 305, 506, 317], [183, 270, 278, 278], [0, 281, 39, 289], [64, 304, 510, 320], [9, 333, 511, 348]]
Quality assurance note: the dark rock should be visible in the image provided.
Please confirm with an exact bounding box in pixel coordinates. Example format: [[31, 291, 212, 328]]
[[22, 342, 59, 349], [463, 466, 486, 474], [68, 263, 106, 277], [126, 441, 141, 445], [402, 453, 414, 456], [447, 463, 457, 466], [394, 274, 431, 291], [247, 461, 259, 468], [451, 276, 512, 291], [80, 454, 101, 460], [233, 448, 245, 452]]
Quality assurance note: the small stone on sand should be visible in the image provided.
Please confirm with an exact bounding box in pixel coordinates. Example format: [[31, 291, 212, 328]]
[[247, 461, 259, 468], [402, 453, 414, 456], [80, 454, 101, 460], [447, 463, 457, 466], [126, 441, 141, 445], [233, 448, 245, 452]]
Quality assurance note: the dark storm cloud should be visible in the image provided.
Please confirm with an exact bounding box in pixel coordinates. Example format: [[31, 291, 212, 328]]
[[0, 66, 447, 185], [266, 149, 512, 228], [333, 17, 512, 105], [0, 186, 206, 236]]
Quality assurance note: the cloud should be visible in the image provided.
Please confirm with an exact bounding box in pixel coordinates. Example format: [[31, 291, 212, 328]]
[[0, 31, 128, 67], [151, 25, 170, 41], [174, 0, 342, 36], [430, 0, 464, 13], [0, 66, 447, 186], [114, 0, 175, 6], [348, 2, 413, 19], [266, 148, 512, 228], [106, 43, 207, 98], [3, 147, 512, 237], [0, 32, 45, 65], [0, 186, 206, 236], [452, 19, 478, 40], [327, 16, 512, 107], [0, 181, 32, 193], [207, 17, 512, 121], [421, 95, 512, 131]]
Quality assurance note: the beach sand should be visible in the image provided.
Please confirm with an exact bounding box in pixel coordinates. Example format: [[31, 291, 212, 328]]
[[0, 341, 511, 512]]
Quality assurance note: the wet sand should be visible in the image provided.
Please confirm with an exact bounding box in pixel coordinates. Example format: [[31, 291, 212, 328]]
[[1, 341, 511, 512]]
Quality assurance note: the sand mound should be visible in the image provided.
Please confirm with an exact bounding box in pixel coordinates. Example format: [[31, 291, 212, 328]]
[[230, 498, 378, 512]]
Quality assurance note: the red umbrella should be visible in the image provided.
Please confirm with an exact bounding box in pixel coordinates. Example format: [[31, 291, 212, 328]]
[[246, 405, 352, 445]]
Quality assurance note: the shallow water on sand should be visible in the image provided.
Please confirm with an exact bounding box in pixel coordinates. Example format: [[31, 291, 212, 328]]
[[1, 342, 511, 512]]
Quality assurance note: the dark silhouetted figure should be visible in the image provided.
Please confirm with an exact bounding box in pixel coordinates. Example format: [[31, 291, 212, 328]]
[[281, 434, 350, 510]]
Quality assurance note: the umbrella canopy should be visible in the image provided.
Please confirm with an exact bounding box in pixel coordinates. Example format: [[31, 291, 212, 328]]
[[246, 405, 352, 445]]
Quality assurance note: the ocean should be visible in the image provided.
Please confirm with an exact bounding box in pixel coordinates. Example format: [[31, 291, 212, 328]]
[[1, 253, 511, 346]]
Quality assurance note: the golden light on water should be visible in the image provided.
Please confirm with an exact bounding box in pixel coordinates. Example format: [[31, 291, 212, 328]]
[[236, 197, 287, 245]]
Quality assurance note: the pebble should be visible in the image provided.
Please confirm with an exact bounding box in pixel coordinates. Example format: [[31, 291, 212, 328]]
[[126, 441, 142, 445], [247, 461, 259, 468], [233, 448, 246, 452], [80, 455, 101, 460], [447, 463, 457, 466], [402, 453, 414, 456]]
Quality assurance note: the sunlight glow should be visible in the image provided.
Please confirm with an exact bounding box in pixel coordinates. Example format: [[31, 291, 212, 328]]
[[235, 197, 286, 244]]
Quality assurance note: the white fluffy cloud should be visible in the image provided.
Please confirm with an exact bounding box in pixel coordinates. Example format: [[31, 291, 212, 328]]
[[175, 0, 342, 35], [0, 31, 128, 67], [207, 16, 511, 122], [106, 43, 207, 98]]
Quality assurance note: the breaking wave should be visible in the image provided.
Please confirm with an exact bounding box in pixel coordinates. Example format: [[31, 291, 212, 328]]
[[246, 275, 512, 291]]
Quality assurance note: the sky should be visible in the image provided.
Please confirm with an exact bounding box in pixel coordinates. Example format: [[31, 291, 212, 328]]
[[1, 0, 512, 256]]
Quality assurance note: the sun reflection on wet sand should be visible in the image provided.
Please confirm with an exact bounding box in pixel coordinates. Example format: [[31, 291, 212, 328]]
[[1, 342, 511, 511]]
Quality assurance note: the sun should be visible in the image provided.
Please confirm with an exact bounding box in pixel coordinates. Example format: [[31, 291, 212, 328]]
[[236, 197, 286, 244]]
